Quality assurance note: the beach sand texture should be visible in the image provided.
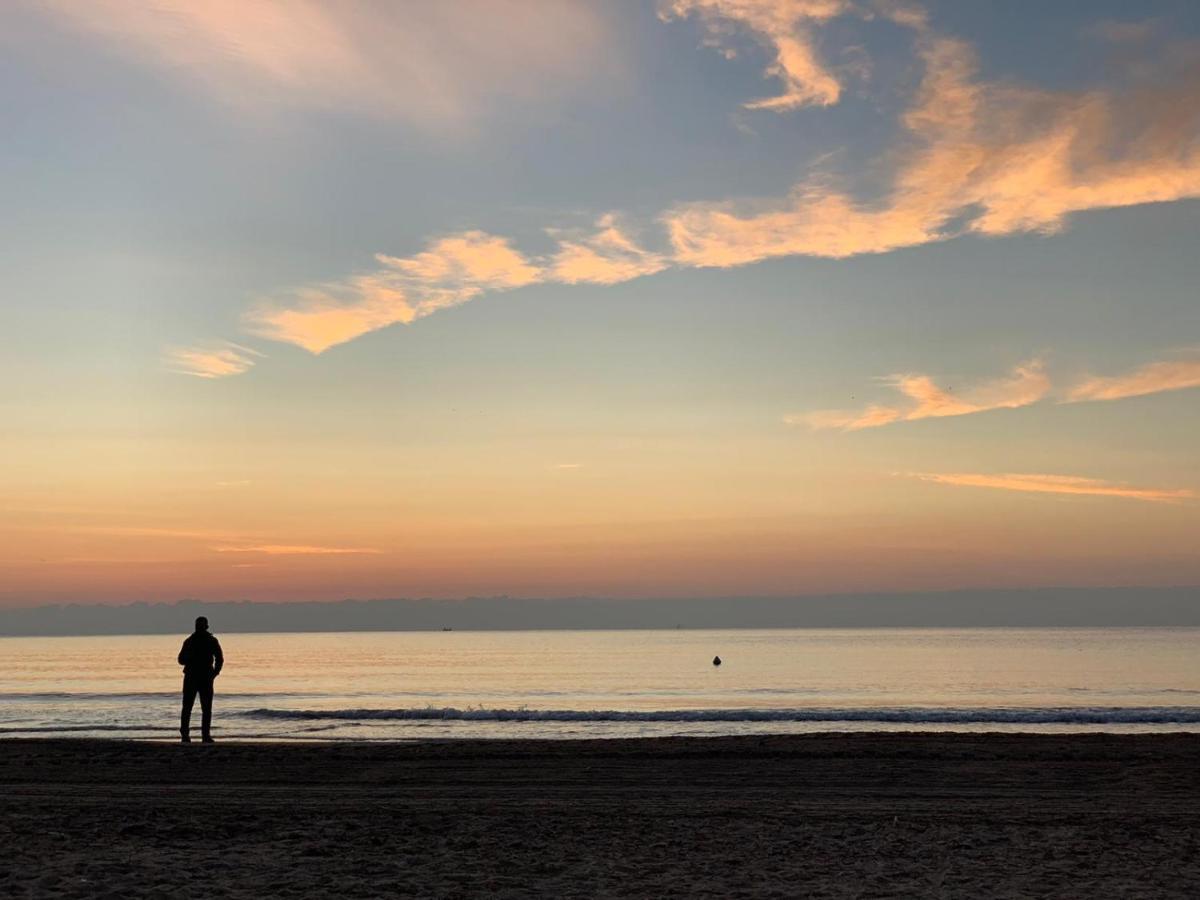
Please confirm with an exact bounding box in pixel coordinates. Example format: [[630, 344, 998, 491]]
[[2, 733, 1199, 898]]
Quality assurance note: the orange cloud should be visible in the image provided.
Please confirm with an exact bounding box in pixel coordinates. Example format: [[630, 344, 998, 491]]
[[794, 404, 902, 431], [37, 0, 613, 129], [250, 223, 667, 353], [246, 232, 540, 354], [164, 342, 262, 379], [792, 359, 1048, 430], [660, 0, 848, 110], [243, 277, 414, 356], [1067, 354, 1200, 402], [666, 35, 1200, 266], [376, 232, 541, 294], [549, 216, 668, 285], [912, 472, 1196, 503], [191, 11, 1200, 367], [214, 545, 383, 555]]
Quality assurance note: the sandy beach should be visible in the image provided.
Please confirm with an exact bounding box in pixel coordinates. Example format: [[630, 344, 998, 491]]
[[2, 733, 1198, 898]]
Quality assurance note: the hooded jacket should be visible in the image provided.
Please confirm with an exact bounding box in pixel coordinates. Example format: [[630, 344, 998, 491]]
[[178, 631, 224, 678]]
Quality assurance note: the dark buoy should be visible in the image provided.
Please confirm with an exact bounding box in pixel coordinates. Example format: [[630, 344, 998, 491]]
[[712, 655, 722, 666]]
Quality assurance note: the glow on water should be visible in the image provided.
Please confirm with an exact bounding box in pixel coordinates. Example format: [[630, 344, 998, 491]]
[[2, 628, 1200, 740]]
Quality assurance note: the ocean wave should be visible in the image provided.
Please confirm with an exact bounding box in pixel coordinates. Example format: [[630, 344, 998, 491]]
[[238, 706, 1200, 724], [0, 724, 175, 734]]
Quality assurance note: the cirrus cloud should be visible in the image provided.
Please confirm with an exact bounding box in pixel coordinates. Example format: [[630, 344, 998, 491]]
[[665, 34, 1200, 267], [548, 216, 669, 286], [1067, 353, 1200, 403], [790, 359, 1049, 430], [659, 0, 850, 111], [213, 544, 383, 556], [164, 342, 263, 379], [168, 5, 1200, 366], [910, 472, 1196, 504], [246, 232, 541, 354], [246, 220, 669, 354], [32, 0, 615, 131]]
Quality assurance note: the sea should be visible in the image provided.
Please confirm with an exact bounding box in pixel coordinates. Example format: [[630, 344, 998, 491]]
[[3, 628, 1200, 741]]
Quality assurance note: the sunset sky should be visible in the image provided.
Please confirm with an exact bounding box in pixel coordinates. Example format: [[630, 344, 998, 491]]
[[2, 0, 1198, 606]]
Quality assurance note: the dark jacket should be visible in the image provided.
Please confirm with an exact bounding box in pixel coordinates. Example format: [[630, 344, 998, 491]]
[[178, 631, 224, 678]]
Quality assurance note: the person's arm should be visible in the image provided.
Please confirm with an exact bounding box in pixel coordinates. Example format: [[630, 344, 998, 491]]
[[177, 637, 189, 667], [212, 637, 224, 678]]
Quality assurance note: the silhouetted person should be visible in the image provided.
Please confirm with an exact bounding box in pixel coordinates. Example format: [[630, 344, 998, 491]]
[[178, 616, 223, 743]]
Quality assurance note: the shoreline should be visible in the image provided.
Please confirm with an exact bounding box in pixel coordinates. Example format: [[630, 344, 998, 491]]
[[8, 722, 1200, 742], [5, 733, 1199, 897], [6, 729, 1200, 749]]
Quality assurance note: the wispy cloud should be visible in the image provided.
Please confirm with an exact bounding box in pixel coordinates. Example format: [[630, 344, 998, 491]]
[[1066, 353, 1200, 403], [660, 0, 849, 111], [248, 221, 669, 354], [377, 232, 543, 290], [35, 0, 613, 130], [910, 472, 1196, 503], [177, 6, 1200, 367], [796, 350, 1200, 430], [246, 232, 541, 353], [548, 216, 668, 286], [791, 359, 1049, 430], [213, 544, 383, 556], [165, 342, 263, 379], [666, 33, 1200, 266]]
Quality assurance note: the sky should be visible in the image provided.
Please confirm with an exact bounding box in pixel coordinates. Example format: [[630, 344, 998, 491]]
[[1, 0, 1198, 606]]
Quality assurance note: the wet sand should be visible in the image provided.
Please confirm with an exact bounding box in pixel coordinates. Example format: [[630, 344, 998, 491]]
[[2, 733, 1199, 898]]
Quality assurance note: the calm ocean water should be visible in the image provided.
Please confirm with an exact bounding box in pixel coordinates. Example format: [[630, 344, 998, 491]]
[[3, 628, 1200, 741]]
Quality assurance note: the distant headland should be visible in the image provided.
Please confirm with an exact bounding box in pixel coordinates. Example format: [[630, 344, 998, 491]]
[[1, 586, 1197, 636]]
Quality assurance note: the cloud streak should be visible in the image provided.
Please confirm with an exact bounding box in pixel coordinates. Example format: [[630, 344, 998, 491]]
[[911, 472, 1196, 504], [35, 0, 612, 130], [1067, 354, 1200, 402], [248, 220, 666, 354], [164, 342, 263, 379], [213, 544, 383, 556], [792, 359, 1049, 430], [665, 33, 1200, 266], [549, 216, 669, 286], [246, 232, 541, 354], [660, 0, 849, 111], [168, 5, 1200, 364]]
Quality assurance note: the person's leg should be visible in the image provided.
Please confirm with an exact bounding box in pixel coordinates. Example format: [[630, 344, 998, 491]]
[[180, 677, 197, 741], [199, 678, 214, 740]]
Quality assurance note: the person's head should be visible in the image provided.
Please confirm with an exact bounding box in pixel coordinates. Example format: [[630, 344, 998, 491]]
[[195, 616, 209, 633]]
